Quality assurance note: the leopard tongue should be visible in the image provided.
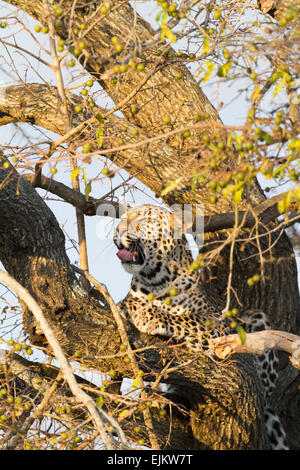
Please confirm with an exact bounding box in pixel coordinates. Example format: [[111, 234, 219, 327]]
[[116, 249, 138, 262]]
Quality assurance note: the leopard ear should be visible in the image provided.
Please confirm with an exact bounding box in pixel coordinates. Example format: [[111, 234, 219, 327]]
[[96, 201, 129, 219]]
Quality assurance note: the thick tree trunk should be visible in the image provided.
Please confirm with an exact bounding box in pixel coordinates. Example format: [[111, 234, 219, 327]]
[[0, 0, 299, 449]]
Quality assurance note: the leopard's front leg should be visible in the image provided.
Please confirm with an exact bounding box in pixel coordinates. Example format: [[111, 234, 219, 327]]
[[120, 296, 214, 352]]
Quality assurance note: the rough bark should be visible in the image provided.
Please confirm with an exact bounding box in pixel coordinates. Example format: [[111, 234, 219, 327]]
[[0, 0, 299, 450]]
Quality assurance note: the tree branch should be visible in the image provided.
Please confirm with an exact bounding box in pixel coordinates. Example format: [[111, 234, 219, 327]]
[[203, 192, 299, 232], [211, 329, 300, 370], [23, 172, 126, 217], [72, 264, 161, 450], [0, 83, 193, 201], [24, 171, 299, 233]]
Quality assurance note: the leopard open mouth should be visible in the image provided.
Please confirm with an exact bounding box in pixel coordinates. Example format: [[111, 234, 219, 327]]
[[115, 239, 145, 266]]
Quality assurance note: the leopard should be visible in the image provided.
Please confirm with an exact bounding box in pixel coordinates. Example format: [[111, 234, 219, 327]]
[[113, 204, 288, 450]]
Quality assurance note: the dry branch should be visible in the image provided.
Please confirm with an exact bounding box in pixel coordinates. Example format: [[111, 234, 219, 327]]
[[23, 172, 126, 216], [203, 193, 300, 232], [211, 330, 300, 370], [0, 83, 192, 201], [42, 0, 88, 280], [72, 265, 160, 450]]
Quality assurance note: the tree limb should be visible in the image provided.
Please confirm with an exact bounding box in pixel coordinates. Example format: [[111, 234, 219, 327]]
[[203, 193, 299, 232], [23, 172, 126, 217], [211, 329, 300, 370], [0, 83, 196, 202], [24, 171, 299, 233]]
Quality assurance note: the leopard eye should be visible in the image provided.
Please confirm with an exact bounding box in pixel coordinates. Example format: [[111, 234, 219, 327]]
[[127, 233, 138, 241]]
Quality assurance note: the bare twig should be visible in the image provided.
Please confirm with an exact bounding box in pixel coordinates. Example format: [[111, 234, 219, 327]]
[[23, 173, 127, 216], [203, 193, 299, 232], [4, 371, 62, 449]]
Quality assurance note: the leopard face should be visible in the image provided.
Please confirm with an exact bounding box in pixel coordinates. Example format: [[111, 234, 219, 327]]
[[113, 204, 188, 277]]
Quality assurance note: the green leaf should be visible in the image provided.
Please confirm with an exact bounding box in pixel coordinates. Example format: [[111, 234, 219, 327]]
[[277, 190, 292, 214], [277, 199, 285, 214], [132, 375, 142, 390], [160, 178, 181, 196], [164, 26, 176, 43], [160, 24, 176, 43], [235, 133, 243, 146], [293, 185, 300, 203], [202, 36, 210, 54], [203, 61, 214, 82], [250, 85, 261, 101], [82, 168, 87, 184], [227, 132, 233, 148], [233, 187, 243, 204], [261, 131, 273, 145], [96, 394, 104, 408], [118, 409, 129, 418], [96, 127, 104, 148], [70, 167, 80, 180], [272, 76, 286, 97], [155, 9, 164, 22], [237, 326, 247, 345], [95, 113, 104, 125], [217, 61, 231, 78], [84, 181, 92, 201], [161, 12, 168, 25]]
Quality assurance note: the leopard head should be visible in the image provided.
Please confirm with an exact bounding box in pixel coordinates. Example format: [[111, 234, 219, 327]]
[[113, 205, 191, 278]]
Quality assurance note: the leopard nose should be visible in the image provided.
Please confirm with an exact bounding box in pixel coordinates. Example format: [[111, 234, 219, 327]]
[[120, 235, 132, 249], [113, 231, 129, 249]]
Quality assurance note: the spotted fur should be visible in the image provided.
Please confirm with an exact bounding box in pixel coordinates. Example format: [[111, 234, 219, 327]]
[[114, 204, 288, 449]]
